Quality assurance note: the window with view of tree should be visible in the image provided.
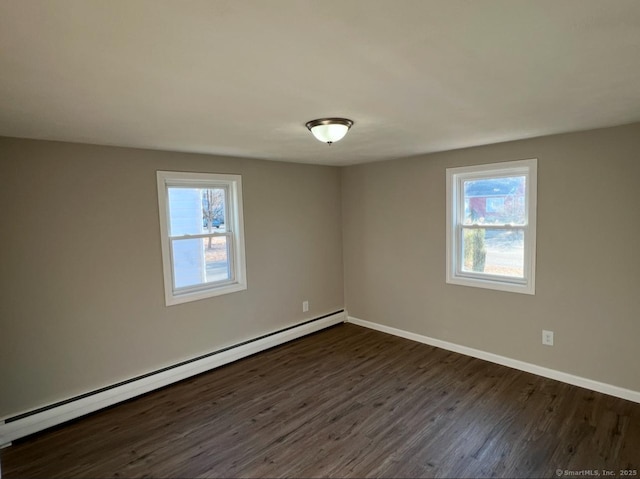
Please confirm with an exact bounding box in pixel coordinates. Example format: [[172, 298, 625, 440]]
[[157, 171, 247, 305], [446, 159, 537, 294]]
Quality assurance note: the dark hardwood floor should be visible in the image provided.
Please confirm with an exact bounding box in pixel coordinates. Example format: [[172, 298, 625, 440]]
[[2, 323, 639, 478]]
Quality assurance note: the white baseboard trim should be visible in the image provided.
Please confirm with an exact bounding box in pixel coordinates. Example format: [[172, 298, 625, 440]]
[[0, 311, 346, 446], [347, 315, 640, 404]]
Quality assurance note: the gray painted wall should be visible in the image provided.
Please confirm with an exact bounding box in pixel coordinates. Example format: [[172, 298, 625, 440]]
[[0, 138, 344, 418], [342, 123, 640, 392]]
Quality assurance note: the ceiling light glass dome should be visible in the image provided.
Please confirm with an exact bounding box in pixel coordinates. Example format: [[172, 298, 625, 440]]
[[305, 118, 354, 144]]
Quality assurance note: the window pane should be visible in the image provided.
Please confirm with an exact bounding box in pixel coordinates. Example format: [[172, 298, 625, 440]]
[[463, 176, 526, 225], [462, 228, 524, 278], [171, 236, 231, 290], [168, 187, 226, 236]]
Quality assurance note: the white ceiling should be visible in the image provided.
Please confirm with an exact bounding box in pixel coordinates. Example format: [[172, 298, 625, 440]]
[[1, 1, 639, 166]]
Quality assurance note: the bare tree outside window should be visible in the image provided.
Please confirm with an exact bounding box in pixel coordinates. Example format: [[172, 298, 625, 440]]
[[202, 188, 225, 249], [464, 207, 486, 272]]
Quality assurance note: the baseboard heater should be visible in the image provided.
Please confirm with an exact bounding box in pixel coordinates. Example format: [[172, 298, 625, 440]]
[[0, 310, 346, 446]]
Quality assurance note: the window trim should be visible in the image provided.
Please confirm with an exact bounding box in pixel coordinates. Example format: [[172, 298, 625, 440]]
[[157, 171, 247, 306], [446, 158, 537, 295]]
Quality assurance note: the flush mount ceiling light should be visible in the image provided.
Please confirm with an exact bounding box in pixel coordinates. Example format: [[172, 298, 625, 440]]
[[305, 118, 354, 144]]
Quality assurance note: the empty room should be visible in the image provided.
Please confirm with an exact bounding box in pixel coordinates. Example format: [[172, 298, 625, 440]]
[[1, 1, 640, 478]]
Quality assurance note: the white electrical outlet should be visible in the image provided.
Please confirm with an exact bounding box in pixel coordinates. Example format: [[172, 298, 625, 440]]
[[542, 330, 554, 346], [302, 300, 309, 313]]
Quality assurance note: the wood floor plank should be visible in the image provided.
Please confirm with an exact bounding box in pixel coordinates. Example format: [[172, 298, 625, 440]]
[[1, 323, 639, 478]]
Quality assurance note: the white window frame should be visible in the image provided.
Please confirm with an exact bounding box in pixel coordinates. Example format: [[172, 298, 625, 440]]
[[157, 171, 247, 306], [446, 159, 537, 295]]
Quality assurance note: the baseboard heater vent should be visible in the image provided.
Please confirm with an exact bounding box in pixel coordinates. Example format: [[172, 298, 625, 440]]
[[1, 310, 345, 446]]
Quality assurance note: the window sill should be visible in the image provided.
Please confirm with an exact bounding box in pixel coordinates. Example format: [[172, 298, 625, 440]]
[[166, 281, 247, 306], [446, 275, 535, 295]]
